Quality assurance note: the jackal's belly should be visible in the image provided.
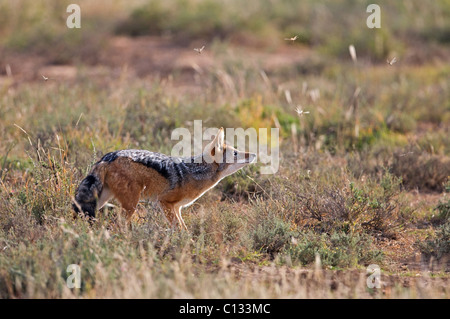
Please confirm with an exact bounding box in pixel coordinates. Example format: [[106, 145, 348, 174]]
[[174, 179, 221, 208], [145, 178, 219, 208]]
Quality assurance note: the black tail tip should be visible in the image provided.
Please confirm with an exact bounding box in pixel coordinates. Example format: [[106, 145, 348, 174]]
[[72, 202, 81, 214], [72, 200, 96, 219]]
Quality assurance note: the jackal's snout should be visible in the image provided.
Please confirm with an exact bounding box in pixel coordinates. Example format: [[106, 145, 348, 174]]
[[246, 152, 257, 164], [229, 147, 256, 165]]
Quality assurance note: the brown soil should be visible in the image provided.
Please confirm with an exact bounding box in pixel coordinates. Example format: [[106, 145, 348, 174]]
[[1, 36, 312, 85]]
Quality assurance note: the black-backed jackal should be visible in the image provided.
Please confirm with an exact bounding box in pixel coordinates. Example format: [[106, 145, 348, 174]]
[[73, 128, 256, 230]]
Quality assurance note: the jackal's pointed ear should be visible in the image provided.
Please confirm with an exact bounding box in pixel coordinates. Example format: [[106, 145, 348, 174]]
[[214, 127, 224, 152], [203, 127, 224, 163]]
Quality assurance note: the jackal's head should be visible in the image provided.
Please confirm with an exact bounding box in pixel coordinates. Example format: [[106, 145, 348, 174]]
[[203, 128, 256, 179]]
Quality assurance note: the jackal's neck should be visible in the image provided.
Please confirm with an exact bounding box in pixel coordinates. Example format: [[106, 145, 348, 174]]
[[175, 154, 221, 182]]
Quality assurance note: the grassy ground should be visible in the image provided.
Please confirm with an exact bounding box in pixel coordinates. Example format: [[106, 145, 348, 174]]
[[0, 0, 449, 298]]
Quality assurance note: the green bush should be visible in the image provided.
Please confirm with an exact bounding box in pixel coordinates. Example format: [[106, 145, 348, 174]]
[[115, 1, 170, 36], [288, 174, 402, 238], [287, 231, 383, 268], [220, 165, 264, 200], [252, 216, 292, 258], [435, 199, 450, 222], [419, 220, 450, 261], [392, 147, 450, 192]]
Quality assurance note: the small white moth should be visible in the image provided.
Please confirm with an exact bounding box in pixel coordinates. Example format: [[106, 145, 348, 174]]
[[387, 57, 397, 66], [194, 45, 205, 54], [284, 35, 299, 42], [295, 106, 310, 116], [349, 45, 357, 63]]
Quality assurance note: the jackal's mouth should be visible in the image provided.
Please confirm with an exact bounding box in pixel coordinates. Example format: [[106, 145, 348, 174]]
[[245, 153, 257, 164]]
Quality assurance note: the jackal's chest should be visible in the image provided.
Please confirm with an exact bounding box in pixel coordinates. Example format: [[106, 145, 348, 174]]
[[157, 178, 221, 208]]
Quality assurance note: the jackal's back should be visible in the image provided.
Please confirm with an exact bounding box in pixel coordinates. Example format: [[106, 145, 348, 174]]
[[100, 149, 192, 189]]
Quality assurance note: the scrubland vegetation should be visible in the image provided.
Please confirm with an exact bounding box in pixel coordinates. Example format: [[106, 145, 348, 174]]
[[0, 0, 449, 298]]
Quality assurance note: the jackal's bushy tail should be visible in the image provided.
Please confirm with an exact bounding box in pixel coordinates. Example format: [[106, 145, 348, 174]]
[[72, 164, 106, 218]]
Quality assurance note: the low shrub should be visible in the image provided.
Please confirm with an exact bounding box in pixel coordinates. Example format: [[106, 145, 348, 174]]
[[391, 147, 450, 192], [252, 216, 292, 258], [419, 220, 450, 262], [435, 199, 450, 222], [287, 231, 383, 268], [282, 173, 403, 238]]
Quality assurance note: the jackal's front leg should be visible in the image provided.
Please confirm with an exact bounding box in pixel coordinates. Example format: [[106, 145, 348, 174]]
[[160, 201, 187, 231], [111, 182, 142, 222], [174, 205, 188, 231]]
